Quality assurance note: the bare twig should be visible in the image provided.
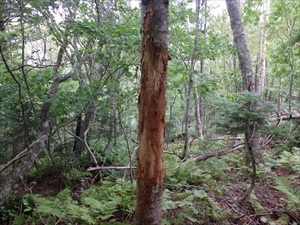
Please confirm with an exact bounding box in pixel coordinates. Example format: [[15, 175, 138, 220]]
[[87, 166, 136, 171], [118, 108, 134, 183], [20, 179, 47, 225], [192, 144, 244, 162]]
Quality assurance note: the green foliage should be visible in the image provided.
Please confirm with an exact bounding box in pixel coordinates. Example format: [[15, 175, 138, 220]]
[[213, 92, 274, 135], [12, 213, 26, 225], [277, 148, 300, 175], [163, 189, 209, 224], [82, 179, 136, 219], [0, 203, 18, 222], [1, 0, 300, 224], [0, 195, 23, 223], [63, 168, 92, 186], [255, 163, 272, 179], [241, 0, 262, 25], [274, 177, 300, 212], [19, 179, 136, 224]]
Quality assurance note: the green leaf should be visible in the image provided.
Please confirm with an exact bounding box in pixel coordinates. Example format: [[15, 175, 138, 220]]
[[12, 213, 25, 225], [193, 189, 208, 200], [162, 200, 177, 210], [178, 213, 199, 223]]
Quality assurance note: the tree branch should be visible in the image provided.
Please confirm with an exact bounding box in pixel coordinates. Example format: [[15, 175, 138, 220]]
[[192, 144, 244, 162], [87, 166, 136, 171]]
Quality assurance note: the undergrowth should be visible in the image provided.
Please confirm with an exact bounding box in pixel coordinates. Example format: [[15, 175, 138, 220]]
[[1, 143, 300, 224]]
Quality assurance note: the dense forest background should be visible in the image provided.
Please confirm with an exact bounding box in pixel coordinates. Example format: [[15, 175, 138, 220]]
[[0, 0, 299, 224]]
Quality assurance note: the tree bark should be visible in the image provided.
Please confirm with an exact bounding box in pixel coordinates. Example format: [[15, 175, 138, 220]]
[[253, 0, 269, 164], [135, 1, 169, 224], [194, 0, 207, 140], [225, 0, 260, 165], [255, 0, 269, 94], [226, 0, 254, 92], [183, 0, 202, 159]]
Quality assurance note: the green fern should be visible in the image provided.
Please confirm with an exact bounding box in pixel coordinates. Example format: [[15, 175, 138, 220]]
[[278, 150, 300, 175], [274, 177, 300, 212]]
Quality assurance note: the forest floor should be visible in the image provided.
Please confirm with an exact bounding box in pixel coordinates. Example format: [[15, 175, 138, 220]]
[[1, 149, 300, 225], [208, 166, 300, 225]]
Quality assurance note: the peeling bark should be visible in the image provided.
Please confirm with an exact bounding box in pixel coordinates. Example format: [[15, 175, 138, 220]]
[[135, 1, 169, 224]]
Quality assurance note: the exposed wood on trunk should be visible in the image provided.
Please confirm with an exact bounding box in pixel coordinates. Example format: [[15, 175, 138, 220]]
[[135, 1, 169, 224]]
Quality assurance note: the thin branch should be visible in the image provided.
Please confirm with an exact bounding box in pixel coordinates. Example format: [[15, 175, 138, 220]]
[[118, 108, 134, 183], [20, 4, 39, 130], [0, 44, 31, 153], [20, 180, 46, 225], [83, 101, 99, 167], [87, 166, 136, 171], [269, 114, 300, 122], [192, 144, 244, 162], [9, 64, 57, 72], [0, 150, 29, 174]]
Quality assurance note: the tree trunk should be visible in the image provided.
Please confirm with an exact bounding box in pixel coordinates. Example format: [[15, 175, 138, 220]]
[[255, 0, 269, 94], [226, 0, 254, 92], [135, 1, 169, 224], [225, 0, 259, 165], [253, 0, 269, 163], [194, 0, 207, 140], [183, 0, 202, 159]]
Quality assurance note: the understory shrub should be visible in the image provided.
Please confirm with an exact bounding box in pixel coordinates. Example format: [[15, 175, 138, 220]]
[[12, 179, 136, 225]]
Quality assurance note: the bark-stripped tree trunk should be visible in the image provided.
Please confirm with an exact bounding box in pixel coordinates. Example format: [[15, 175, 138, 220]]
[[225, 0, 259, 166], [135, 1, 169, 224]]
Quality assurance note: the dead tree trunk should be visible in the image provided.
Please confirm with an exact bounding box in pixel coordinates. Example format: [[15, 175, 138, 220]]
[[135, 1, 169, 224]]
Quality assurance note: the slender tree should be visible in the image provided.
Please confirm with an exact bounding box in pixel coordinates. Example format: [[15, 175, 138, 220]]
[[135, 0, 169, 224], [225, 0, 258, 201], [225, 0, 259, 165], [183, 0, 202, 159]]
